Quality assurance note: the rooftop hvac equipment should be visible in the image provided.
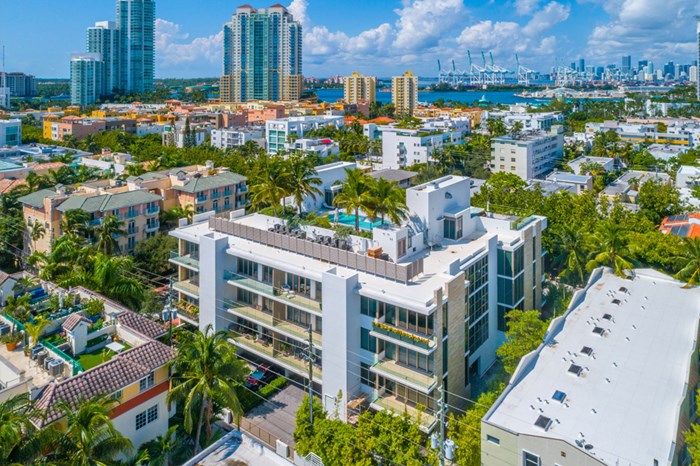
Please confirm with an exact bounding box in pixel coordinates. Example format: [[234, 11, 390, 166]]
[[48, 359, 64, 377], [36, 350, 48, 366], [30, 344, 45, 360]]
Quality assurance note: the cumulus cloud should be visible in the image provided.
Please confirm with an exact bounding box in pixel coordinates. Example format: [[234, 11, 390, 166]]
[[287, 0, 309, 28], [514, 0, 542, 15], [392, 0, 468, 50], [585, 0, 700, 63], [155, 18, 222, 69]]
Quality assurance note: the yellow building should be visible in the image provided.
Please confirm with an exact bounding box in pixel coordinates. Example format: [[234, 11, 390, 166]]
[[392, 71, 418, 116], [344, 72, 376, 105]]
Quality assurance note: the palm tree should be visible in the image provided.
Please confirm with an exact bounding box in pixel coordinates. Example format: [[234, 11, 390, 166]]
[[25, 317, 50, 348], [96, 215, 125, 255], [674, 237, 700, 287], [550, 223, 588, 284], [333, 168, 374, 232], [90, 254, 144, 308], [368, 178, 408, 226], [29, 222, 46, 252], [287, 155, 321, 214], [167, 205, 194, 224], [168, 325, 247, 453], [4, 293, 31, 333], [61, 209, 92, 239], [0, 394, 39, 464], [137, 426, 182, 466], [586, 220, 633, 276], [48, 395, 133, 465], [248, 155, 291, 215]]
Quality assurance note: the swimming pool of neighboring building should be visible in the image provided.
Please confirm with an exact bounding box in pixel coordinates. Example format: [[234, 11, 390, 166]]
[[332, 211, 382, 230]]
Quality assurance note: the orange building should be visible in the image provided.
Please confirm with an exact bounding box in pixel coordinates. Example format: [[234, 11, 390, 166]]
[[659, 214, 700, 238]]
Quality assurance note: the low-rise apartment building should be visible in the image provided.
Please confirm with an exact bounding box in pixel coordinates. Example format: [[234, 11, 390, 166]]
[[483, 106, 564, 131], [43, 117, 137, 142], [491, 126, 565, 180], [265, 116, 345, 154], [0, 119, 22, 146], [169, 176, 546, 430], [482, 267, 700, 466], [210, 128, 265, 150], [567, 155, 618, 175], [601, 170, 671, 203], [284, 138, 340, 158]]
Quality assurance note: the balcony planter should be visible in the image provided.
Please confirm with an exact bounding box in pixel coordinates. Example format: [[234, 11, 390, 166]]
[[372, 321, 433, 350]]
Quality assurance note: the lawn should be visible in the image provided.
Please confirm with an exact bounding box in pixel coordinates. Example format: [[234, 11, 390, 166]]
[[76, 343, 132, 370]]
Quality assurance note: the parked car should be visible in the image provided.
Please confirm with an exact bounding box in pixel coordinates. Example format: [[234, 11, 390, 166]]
[[245, 364, 273, 390]]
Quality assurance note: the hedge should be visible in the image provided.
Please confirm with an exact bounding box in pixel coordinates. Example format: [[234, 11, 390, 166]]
[[237, 376, 288, 413]]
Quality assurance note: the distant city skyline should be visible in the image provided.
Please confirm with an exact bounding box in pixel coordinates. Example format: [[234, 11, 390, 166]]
[[1, 0, 699, 79]]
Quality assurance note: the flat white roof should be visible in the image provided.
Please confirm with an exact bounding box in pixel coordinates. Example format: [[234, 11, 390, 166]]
[[485, 268, 700, 466]]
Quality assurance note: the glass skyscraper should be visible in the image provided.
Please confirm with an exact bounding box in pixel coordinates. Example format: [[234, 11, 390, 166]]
[[117, 0, 155, 93], [70, 53, 103, 106], [87, 21, 120, 95], [221, 5, 302, 103]]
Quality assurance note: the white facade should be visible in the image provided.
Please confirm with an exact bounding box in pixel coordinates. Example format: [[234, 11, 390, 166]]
[[567, 155, 617, 174], [483, 106, 564, 131], [0, 119, 22, 147], [170, 176, 546, 431], [211, 128, 264, 150], [265, 116, 344, 154], [282, 161, 355, 212], [491, 126, 565, 180], [111, 390, 170, 451], [136, 123, 166, 137], [377, 118, 471, 169], [284, 138, 340, 159], [676, 165, 700, 188], [162, 126, 209, 148], [482, 268, 700, 466], [647, 143, 688, 161]]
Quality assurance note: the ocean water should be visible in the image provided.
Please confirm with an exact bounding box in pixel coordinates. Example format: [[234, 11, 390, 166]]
[[315, 88, 550, 106]]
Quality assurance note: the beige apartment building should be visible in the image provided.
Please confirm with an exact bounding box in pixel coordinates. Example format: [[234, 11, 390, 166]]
[[392, 71, 418, 116], [344, 72, 376, 105]]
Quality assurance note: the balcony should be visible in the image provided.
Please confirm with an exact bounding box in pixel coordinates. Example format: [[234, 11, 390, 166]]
[[238, 185, 248, 193], [224, 271, 322, 315], [127, 226, 140, 235], [145, 221, 160, 232], [174, 278, 199, 298], [223, 189, 232, 197], [371, 321, 436, 353], [371, 359, 437, 394], [211, 192, 221, 200], [370, 394, 437, 433], [145, 205, 160, 216], [195, 195, 208, 204], [228, 332, 322, 383], [169, 251, 199, 271], [126, 210, 139, 219], [88, 218, 102, 227], [226, 301, 323, 349]]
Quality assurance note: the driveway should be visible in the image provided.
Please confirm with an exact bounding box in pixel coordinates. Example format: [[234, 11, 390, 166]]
[[244, 383, 305, 447]]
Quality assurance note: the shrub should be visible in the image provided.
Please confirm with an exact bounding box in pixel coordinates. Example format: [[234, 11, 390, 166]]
[[237, 376, 288, 413]]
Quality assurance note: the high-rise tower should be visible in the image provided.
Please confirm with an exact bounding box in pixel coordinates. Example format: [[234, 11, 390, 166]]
[[221, 5, 303, 103], [344, 72, 376, 105], [392, 71, 418, 116], [87, 21, 120, 95], [117, 0, 156, 93], [696, 17, 700, 100]]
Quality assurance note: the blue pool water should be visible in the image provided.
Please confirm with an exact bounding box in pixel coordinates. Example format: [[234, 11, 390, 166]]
[[334, 212, 382, 230]]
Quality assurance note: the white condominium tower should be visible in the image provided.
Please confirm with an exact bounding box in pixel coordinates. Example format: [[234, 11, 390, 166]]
[[170, 175, 546, 430]]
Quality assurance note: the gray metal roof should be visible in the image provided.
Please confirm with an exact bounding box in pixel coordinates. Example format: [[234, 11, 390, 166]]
[[17, 189, 58, 209], [56, 190, 162, 213]]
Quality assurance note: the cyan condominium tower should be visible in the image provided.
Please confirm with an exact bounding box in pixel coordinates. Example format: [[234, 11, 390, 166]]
[[221, 4, 303, 103], [117, 0, 155, 93], [87, 21, 120, 95]]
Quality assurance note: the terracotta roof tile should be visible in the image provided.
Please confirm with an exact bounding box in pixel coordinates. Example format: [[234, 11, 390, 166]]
[[62, 313, 92, 332], [117, 310, 168, 339]]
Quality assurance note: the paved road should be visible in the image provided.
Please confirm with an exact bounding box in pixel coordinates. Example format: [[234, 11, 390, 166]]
[[245, 384, 304, 447]]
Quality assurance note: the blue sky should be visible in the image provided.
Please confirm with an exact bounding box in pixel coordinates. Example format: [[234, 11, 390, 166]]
[[1, 0, 698, 79]]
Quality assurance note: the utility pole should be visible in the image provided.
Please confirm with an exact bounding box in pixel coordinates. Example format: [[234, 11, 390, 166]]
[[306, 325, 315, 427], [162, 276, 176, 347], [438, 386, 446, 466], [431, 385, 454, 465]]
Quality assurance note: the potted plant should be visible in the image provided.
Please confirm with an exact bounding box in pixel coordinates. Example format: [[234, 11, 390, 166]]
[[2, 331, 23, 351]]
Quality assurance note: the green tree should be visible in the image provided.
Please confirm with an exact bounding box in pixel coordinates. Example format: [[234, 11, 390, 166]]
[[168, 325, 248, 453], [48, 394, 133, 465], [133, 233, 177, 276], [294, 394, 327, 456], [29, 221, 46, 252], [549, 223, 588, 284], [61, 209, 92, 239], [449, 388, 502, 466], [4, 293, 31, 333], [333, 168, 374, 231], [96, 215, 125, 255], [674, 237, 700, 287], [0, 394, 39, 464], [368, 177, 408, 225], [286, 154, 322, 214], [137, 425, 186, 466], [636, 179, 684, 224], [586, 220, 634, 276], [248, 155, 291, 215], [89, 254, 144, 308], [485, 118, 507, 137], [25, 316, 50, 348], [496, 309, 548, 374]]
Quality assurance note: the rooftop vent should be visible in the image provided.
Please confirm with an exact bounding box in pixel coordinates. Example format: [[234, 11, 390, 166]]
[[534, 415, 552, 431], [619, 286, 628, 293], [552, 390, 566, 403], [611, 298, 621, 305], [581, 346, 593, 356], [568, 364, 583, 376], [592, 326, 605, 336], [602, 313, 612, 320]]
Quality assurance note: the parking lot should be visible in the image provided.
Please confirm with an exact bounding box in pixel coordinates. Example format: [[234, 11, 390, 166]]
[[244, 383, 305, 447]]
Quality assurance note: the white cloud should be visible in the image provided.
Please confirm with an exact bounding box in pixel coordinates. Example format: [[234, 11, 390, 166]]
[[287, 0, 309, 28], [522, 1, 570, 36], [585, 0, 700, 63], [155, 18, 222, 69], [392, 0, 468, 50], [515, 0, 542, 15]]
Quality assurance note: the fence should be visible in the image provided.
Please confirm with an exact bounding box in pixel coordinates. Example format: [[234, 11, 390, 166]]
[[41, 339, 84, 375], [239, 417, 295, 460], [210, 216, 424, 284]]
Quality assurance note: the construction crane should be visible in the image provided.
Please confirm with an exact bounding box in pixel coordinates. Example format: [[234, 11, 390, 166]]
[[489, 52, 508, 85], [515, 54, 535, 86], [468, 51, 485, 86]]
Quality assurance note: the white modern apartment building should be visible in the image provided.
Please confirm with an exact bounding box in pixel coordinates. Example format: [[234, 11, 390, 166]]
[[266, 116, 345, 154], [284, 138, 340, 159], [483, 106, 564, 131], [482, 267, 700, 466], [369, 118, 471, 169], [282, 161, 355, 213], [210, 128, 264, 150], [491, 126, 565, 180], [0, 119, 22, 147], [676, 165, 700, 188], [162, 125, 209, 148], [567, 155, 617, 175], [169, 176, 546, 431]]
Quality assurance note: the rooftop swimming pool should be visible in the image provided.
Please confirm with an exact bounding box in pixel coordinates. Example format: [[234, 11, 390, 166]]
[[332, 211, 382, 230]]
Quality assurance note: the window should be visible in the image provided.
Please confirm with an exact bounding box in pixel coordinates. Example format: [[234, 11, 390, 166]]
[[238, 258, 257, 277], [135, 405, 158, 430], [444, 217, 462, 240], [360, 327, 376, 353], [360, 362, 373, 387], [552, 390, 566, 402], [139, 372, 155, 392], [523, 451, 540, 466], [111, 390, 122, 401], [487, 434, 500, 445]]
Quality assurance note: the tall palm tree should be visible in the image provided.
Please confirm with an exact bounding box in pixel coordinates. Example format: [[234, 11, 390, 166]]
[[90, 254, 144, 308], [61, 209, 92, 239], [586, 220, 633, 276], [0, 394, 39, 464], [168, 325, 247, 453], [29, 222, 46, 252], [333, 168, 374, 232], [550, 223, 588, 284], [48, 395, 133, 465], [248, 155, 291, 215], [4, 293, 31, 333], [287, 155, 321, 214], [137, 426, 184, 466], [674, 237, 700, 287], [96, 215, 125, 255], [368, 178, 408, 226]]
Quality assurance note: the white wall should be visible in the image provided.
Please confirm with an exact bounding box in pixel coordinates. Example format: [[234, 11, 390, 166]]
[[111, 390, 169, 451]]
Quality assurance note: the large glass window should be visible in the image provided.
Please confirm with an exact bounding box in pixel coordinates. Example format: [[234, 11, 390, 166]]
[[467, 315, 489, 353], [498, 247, 524, 277], [237, 258, 257, 277], [444, 217, 463, 240], [360, 327, 377, 353], [467, 256, 488, 294], [287, 273, 311, 296], [237, 288, 257, 306], [287, 306, 311, 327]]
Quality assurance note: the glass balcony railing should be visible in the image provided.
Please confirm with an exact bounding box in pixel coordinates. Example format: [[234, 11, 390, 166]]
[[169, 251, 199, 270], [211, 192, 221, 199], [174, 279, 199, 297], [224, 271, 322, 314], [126, 210, 139, 219], [195, 195, 208, 204], [371, 321, 436, 351], [371, 359, 437, 393], [370, 394, 437, 432]]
